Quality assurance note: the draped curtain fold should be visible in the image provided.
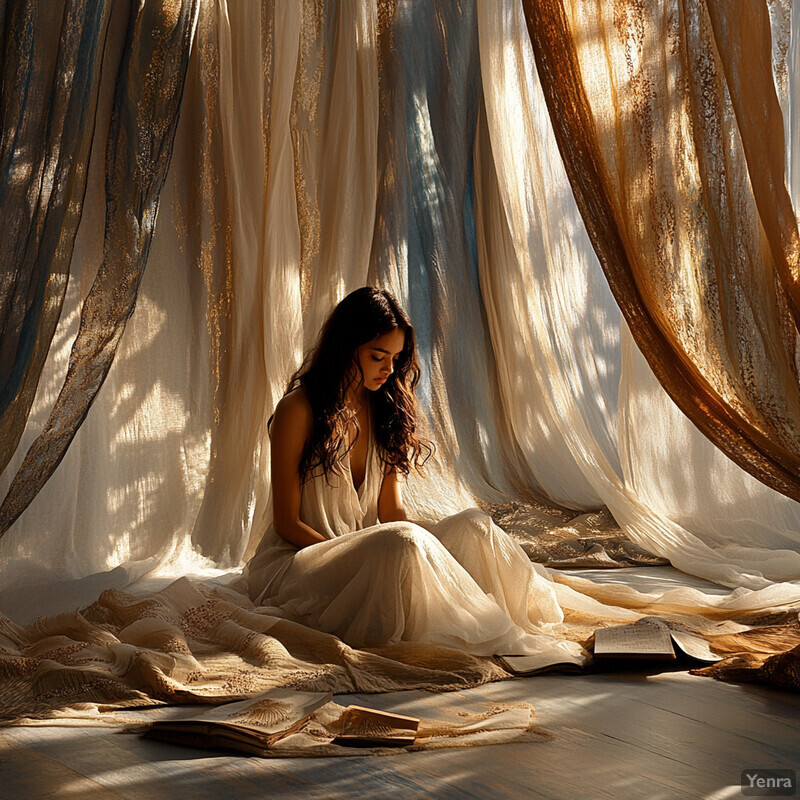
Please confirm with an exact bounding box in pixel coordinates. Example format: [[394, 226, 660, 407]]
[[474, 0, 800, 591], [706, 2, 800, 326], [521, 0, 800, 502], [0, 0, 199, 534], [369, 0, 542, 507], [0, 0, 112, 475]]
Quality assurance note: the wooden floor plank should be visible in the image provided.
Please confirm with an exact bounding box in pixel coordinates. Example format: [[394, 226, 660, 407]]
[[2, 667, 798, 800], [0, 731, 125, 800]]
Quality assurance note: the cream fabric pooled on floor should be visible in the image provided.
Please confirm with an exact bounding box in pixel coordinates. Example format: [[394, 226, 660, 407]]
[[246, 426, 585, 665]]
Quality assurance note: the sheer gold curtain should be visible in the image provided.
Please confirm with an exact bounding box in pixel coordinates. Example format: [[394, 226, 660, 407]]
[[0, 0, 112, 478], [0, 0, 200, 533], [522, 0, 800, 502]]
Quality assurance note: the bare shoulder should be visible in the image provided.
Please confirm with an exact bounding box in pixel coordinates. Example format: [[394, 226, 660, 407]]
[[276, 386, 312, 415], [272, 387, 313, 437]]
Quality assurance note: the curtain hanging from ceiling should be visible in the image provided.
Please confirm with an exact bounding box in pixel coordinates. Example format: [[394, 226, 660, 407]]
[[475, 0, 800, 591], [2, 0, 800, 620], [0, 0, 200, 533]]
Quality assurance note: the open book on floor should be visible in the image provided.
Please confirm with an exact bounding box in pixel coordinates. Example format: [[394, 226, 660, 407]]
[[140, 688, 333, 756], [140, 688, 421, 755], [592, 616, 722, 665]]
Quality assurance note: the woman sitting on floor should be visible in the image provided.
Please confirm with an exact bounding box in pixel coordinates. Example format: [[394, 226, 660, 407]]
[[246, 286, 585, 666]]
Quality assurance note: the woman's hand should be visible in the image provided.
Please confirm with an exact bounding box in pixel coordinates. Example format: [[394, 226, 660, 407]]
[[270, 390, 327, 548]]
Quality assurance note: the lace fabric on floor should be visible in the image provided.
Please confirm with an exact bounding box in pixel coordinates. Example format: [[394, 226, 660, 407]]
[[0, 578, 510, 725], [2, 573, 799, 728], [481, 502, 669, 568]]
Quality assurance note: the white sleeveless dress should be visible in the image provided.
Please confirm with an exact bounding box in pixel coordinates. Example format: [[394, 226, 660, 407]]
[[246, 427, 586, 664]]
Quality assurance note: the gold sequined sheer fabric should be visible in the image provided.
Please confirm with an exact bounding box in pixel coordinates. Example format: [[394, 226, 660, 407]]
[[0, 0, 199, 533], [0, 0, 112, 476], [522, 0, 800, 500], [482, 502, 669, 569]]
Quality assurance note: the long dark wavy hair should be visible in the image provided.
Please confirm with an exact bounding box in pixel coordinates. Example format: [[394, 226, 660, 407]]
[[286, 287, 432, 483]]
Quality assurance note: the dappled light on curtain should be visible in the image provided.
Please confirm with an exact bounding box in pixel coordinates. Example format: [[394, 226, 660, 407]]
[[522, 0, 800, 502], [475, 0, 800, 590], [0, 0, 112, 476], [369, 0, 544, 508], [0, 0, 199, 534]]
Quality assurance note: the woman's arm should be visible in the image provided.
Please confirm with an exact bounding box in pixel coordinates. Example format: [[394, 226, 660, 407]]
[[378, 468, 408, 523], [270, 390, 328, 548]]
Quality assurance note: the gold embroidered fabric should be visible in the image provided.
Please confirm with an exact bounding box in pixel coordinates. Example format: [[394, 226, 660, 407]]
[[691, 615, 800, 691], [0, 0, 112, 475], [2, 575, 798, 727], [481, 502, 669, 569], [0, 578, 509, 725], [521, 0, 800, 501], [0, 0, 199, 534]]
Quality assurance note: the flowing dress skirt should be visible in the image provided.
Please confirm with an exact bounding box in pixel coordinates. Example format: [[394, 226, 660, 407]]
[[247, 427, 586, 664], [259, 508, 586, 664]]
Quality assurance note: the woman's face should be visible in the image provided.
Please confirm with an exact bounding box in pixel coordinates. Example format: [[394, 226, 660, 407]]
[[356, 328, 406, 391]]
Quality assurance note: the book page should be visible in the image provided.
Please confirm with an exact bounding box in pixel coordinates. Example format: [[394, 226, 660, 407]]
[[496, 654, 584, 675], [594, 618, 675, 658], [334, 705, 419, 745], [152, 688, 333, 736], [641, 616, 722, 662], [668, 628, 722, 662]]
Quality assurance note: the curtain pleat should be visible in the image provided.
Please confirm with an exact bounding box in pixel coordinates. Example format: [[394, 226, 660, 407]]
[[0, 0, 111, 474], [299, 0, 378, 345], [369, 0, 548, 511], [475, 1, 620, 509], [705, 2, 800, 327], [185, 0, 273, 563], [0, 0, 199, 535], [521, 0, 800, 503], [790, 0, 800, 213]]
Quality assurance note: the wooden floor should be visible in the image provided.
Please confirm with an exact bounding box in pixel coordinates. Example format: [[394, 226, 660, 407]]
[[2, 667, 798, 800], [1, 568, 797, 800]]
